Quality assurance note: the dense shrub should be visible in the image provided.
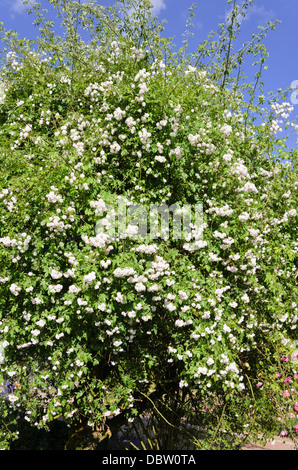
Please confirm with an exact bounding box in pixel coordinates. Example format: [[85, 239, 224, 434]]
[[0, 0, 297, 449]]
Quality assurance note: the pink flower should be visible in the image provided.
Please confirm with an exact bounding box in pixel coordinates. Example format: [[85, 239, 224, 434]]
[[281, 356, 289, 362], [256, 382, 263, 387], [282, 390, 290, 397], [276, 373, 281, 378], [284, 377, 292, 383], [291, 352, 298, 360], [294, 424, 298, 433], [280, 430, 287, 437], [294, 374, 298, 380], [294, 403, 298, 412]]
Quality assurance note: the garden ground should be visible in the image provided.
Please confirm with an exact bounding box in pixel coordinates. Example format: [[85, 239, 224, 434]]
[[242, 436, 296, 450]]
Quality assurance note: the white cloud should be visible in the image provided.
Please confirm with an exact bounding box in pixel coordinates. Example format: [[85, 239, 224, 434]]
[[242, 4, 275, 22], [149, 0, 167, 16], [10, 0, 27, 15], [225, 3, 275, 25]]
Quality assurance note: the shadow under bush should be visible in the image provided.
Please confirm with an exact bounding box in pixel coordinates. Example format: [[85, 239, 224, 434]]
[[10, 416, 69, 450]]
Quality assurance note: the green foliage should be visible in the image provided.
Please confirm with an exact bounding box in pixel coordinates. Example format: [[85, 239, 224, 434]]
[[0, 0, 297, 450]]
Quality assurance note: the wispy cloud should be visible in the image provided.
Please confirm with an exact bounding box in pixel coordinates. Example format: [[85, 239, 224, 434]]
[[10, 0, 27, 15], [225, 3, 275, 25], [149, 0, 167, 16]]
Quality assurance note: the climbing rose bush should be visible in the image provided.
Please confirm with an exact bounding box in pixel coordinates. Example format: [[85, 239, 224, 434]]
[[0, 0, 297, 449]]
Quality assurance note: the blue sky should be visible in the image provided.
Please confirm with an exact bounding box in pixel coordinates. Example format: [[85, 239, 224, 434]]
[[1, 0, 297, 148]]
